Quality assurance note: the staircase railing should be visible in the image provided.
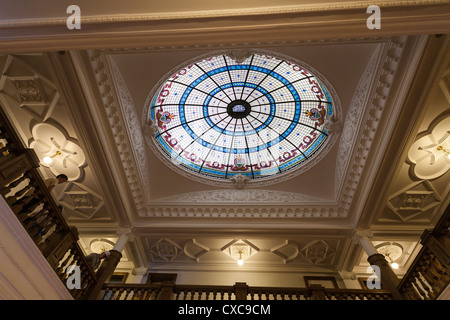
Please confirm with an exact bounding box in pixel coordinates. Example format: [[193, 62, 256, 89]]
[[397, 205, 450, 299], [0, 106, 97, 299], [96, 282, 393, 300]]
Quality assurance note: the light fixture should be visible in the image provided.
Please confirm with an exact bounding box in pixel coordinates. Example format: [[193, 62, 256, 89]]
[[43, 150, 61, 164], [384, 251, 399, 269], [237, 250, 244, 266], [437, 145, 450, 160]]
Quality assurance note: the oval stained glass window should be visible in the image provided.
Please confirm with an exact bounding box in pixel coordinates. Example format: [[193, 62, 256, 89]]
[[145, 50, 339, 185]]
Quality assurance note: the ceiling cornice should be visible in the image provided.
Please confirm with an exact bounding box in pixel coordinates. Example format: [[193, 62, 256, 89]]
[[2, 1, 449, 27], [0, 2, 449, 52]]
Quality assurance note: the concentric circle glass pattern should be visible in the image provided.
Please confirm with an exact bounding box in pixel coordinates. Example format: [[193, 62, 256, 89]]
[[148, 52, 334, 181]]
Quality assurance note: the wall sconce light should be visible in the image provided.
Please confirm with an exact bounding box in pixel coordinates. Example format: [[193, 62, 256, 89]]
[[437, 145, 450, 160], [43, 150, 61, 164]]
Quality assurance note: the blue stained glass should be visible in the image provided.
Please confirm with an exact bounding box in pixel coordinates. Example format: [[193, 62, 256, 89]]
[[149, 52, 335, 182]]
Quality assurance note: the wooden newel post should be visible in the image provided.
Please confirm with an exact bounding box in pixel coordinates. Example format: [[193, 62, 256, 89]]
[[234, 282, 248, 300], [421, 230, 450, 274], [45, 227, 79, 269], [0, 149, 39, 186], [309, 284, 327, 300], [157, 282, 175, 300], [86, 249, 122, 300], [367, 253, 403, 300]]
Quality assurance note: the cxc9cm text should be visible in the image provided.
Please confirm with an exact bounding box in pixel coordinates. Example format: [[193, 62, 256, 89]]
[[178, 304, 271, 317]]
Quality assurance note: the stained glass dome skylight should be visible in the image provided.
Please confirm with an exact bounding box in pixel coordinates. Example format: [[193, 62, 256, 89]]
[[145, 50, 338, 186]]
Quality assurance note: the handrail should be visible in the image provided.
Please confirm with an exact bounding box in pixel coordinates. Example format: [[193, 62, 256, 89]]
[[97, 282, 393, 300], [0, 106, 97, 299], [397, 205, 450, 300]]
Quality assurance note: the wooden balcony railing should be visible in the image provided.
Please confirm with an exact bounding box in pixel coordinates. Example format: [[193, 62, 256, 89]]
[[0, 106, 98, 299], [96, 282, 393, 300], [397, 205, 450, 300], [1, 102, 448, 300]]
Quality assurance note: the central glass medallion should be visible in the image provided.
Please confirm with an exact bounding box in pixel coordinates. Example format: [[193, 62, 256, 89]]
[[228, 100, 252, 119]]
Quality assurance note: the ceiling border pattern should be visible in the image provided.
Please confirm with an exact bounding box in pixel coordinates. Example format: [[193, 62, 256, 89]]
[[337, 36, 408, 214], [85, 49, 148, 213], [149, 189, 328, 204], [107, 57, 151, 203]]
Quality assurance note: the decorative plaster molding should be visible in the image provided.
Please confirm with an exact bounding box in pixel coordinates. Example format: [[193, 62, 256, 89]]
[[149, 238, 183, 262], [299, 240, 336, 265], [86, 50, 147, 212], [1, 1, 448, 27], [29, 123, 86, 181], [150, 189, 327, 204], [58, 182, 104, 220], [271, 240, 299, 264], [0, 55, 59, 123], [184, 239, 210, 262], [221, 239, 259, 263], [144, 206, 340, 218], [336, 36, 409, 215], [230, 175, 249, 189], [352, 229, 374, 245], [87, 36, 410, 220], [339, 271, 357, 280], [108, 58, 151, 202], [386, 180, 442, 222], [407, 113, 450, 180]]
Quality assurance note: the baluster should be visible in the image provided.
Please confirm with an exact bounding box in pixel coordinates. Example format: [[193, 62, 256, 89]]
[[0, 174, 26, 195], [148, 288, 155, 300], [5, 179, 31, 204], [415, 276, 430, 299], [117, 288, 126, 300], [143, 289, 149, 300], [418, 271, 434, 298], [134, 289, 142, 300], [56, 250, 73, 280], [110, 288, 118, 300], [125, 288, 133, 300], [55, 249, 72, 277], [412, 280, 426, 300], [103, 288, 112, 300]]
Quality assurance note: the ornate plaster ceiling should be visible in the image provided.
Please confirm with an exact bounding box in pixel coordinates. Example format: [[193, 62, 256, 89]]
[[0, 5, 449, 283]]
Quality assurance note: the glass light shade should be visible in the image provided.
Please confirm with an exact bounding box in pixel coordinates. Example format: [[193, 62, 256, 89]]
[[43, 156, 53, 164]]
